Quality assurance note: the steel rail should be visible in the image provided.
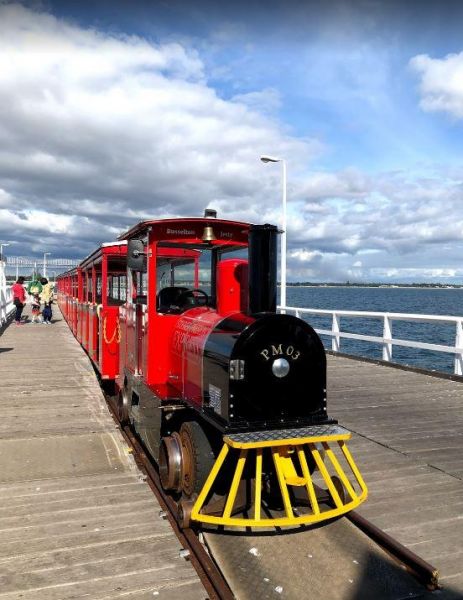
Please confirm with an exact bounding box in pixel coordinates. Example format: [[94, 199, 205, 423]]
[[105, 399, 234, 600], [103, 391, 439, 596], [347, 510, 439, 590], [310, 483, 440, 590]]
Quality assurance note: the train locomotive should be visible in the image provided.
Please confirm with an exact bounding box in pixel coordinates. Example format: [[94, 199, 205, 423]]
[[58, 213, 367, 528]]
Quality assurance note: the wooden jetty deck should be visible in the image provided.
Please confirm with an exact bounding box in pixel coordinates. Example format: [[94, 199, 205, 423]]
[[328, 354, 463, 596], [2, 306, 463, 599], [0, 309, 206, 600]]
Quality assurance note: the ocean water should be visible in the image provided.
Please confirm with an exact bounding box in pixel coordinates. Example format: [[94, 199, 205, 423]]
[[283, 286, 463, 374]]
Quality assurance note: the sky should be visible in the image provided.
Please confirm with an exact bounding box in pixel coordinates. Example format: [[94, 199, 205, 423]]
[[1, 0, 463, 283]]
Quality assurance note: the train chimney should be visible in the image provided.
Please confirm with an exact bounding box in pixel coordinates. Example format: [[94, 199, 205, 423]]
[[248, 224, 278, 314]]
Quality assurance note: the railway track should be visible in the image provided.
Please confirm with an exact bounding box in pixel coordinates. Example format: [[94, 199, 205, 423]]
[[105, 396, 234, 600], [104, 392, 438, 600]]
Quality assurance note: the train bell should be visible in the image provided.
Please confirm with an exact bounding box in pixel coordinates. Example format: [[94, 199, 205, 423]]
[[202, 225, 216, 242]]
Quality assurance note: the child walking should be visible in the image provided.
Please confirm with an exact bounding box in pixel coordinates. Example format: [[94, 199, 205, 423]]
[[30, 293, 42, 323]]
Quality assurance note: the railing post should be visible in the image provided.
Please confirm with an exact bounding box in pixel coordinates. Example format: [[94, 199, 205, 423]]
[[332, 313, 340, 352], [455, 320, 463, 376], [0, 289, 4, 325], [383, 315, 392, 362]]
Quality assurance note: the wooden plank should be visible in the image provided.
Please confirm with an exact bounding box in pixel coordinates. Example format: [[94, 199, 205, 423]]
[[0, 307, 205, 599], [327, 353, 463, 590]]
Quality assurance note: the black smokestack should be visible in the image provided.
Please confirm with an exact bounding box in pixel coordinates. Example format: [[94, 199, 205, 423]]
[[248, 224, 278, 314]]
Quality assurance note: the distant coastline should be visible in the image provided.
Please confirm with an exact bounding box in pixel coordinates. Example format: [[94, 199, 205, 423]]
[[285, 282, 463, 289]]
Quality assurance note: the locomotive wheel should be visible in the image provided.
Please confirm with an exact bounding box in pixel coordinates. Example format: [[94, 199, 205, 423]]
[[159, 432, 182, 492], [177, 496, 197, 529], [117, 386, 130, 424], [179, 421, 215, 498]]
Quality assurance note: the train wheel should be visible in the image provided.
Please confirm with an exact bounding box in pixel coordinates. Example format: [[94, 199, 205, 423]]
[[159, 432, 182, 492], [117, 386, 130, 424], [177, 496, 196, 529], [179, 421, 215, 498]]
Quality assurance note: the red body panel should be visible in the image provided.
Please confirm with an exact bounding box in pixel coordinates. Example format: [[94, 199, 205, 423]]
[[81, 303, 90, 351], [99, 306, 121, 379], [170, 307, 223, 406], [88, 304, 99, 362], [217, 258, 249, 316]]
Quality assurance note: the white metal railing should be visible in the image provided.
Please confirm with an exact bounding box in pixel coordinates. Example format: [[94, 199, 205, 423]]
[[0, 261, 14, 326], [279, 306, 463, 376]]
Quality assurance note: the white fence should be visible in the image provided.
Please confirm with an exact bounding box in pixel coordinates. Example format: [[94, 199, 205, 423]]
[[0, 261, 13, 326], [280, 306, 463, 376]]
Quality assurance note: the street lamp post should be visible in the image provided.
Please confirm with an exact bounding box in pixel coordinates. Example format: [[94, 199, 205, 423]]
[[43, 252, 51, 278], [0, 242, 10, 261], [260, 155, 287, 309]]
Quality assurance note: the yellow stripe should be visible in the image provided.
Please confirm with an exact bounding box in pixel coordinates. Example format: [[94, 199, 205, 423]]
[[223, 450, 247, 518], [339, 441, 368, 499], [254, 449, 263, 521], [272, 448, 294, 519], [193, 496, 363, 527], [322, 442, 357, 501], [191, 443, 229, 519], [297, 448, 320, 515], [309, 443, 343, 509]]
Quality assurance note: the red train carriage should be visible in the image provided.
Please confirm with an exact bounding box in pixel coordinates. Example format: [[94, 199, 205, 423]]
[[58, 268, 80, 335], [58, 242, 127, 380]]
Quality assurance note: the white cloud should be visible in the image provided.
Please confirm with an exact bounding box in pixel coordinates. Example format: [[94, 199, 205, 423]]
[[298, 168, 372, 201], [410, 52, 463, 119], [0, 3, 318, 256], [231, 88, 282, 113], [1, 4, 463, 283]]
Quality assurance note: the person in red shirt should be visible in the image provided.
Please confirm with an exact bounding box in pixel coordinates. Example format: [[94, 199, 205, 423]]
[[12, 276, 26, 325]]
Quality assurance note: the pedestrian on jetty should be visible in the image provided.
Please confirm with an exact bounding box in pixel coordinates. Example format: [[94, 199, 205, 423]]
[[40, 277, 53, 324], [30, 292, 42, 323], [12, 276, 26, 326]]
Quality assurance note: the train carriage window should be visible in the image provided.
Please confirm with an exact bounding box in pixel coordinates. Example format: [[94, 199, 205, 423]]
[[217, 246, 248, 262], [155, 243, 246, 314], [95, 273, 102, 304], [83, 273, 88, 302], [136, 271, 148, 303], [107, 273, 127, 305], [87, 275, 93, 302], [106, 258, 128, 305], [157, 259, 196, 291]]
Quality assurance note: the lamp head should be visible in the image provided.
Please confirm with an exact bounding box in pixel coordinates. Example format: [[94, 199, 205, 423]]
[[260, 155, 282, 163]]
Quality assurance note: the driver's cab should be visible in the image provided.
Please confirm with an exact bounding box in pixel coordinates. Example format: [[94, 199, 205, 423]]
[[121, 216, 250, 394], [156, 247, 206, 314]]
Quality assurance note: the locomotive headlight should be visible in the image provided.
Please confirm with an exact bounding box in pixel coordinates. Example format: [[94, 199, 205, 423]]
[[272, 357, 290, 378]]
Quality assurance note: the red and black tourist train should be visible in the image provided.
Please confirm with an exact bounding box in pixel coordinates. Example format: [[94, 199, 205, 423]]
[[57, 212, 367, 528]]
